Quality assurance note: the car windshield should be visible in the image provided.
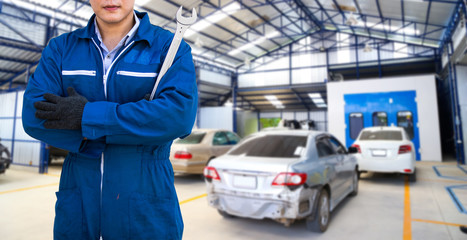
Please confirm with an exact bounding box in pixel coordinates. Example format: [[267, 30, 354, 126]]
[[359, 130, 403, 141], [228, 135, 307, 158], [175, 132, 206, 144]]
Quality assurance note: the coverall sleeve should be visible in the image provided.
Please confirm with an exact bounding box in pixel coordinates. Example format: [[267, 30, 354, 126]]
[[22, 38, 85, 153], [81, 41, 198, 146]]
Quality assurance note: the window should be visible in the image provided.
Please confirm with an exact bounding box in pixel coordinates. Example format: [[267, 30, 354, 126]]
[[397, 111, 414, 139], [316, 137, 335, 158], [328, 137, 347, 154], [213, 132, 229, 146], [359, 130, 403, 141], [175, 132, 206, 144], [372, 112, 388, 126], [228, 135, 307, 158], [349, 113, 364, 139], [337, 33, 351, 63], [225, 131, 240, 145]]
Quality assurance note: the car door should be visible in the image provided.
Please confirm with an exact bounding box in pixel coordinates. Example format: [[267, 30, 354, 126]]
[[328, 136, 355, 191], [315, 136, 345, 202]]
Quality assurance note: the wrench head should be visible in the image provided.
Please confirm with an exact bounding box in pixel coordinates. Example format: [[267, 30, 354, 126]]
[[176, 6, 197, 26]]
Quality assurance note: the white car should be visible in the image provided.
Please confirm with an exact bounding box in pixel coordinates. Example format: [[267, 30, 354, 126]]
[[204, 130, 358, 232], [351, 126, 416, 181]]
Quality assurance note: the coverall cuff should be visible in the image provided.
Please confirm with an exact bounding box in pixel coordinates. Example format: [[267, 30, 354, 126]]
[[81, 101, 117, 140]]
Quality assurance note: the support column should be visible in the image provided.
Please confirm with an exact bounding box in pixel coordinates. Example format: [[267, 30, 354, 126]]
[[448, 42, 465, 164], [232, 74, 237, 133]]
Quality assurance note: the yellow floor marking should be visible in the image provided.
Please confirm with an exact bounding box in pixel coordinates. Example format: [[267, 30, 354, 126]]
[[403, 176, 412, 240], [0, 182, 59, 195], [412, 218, 464, 227], [179, 193, 207, 205], [44, 173, 61, 177], [1, 181, 208, 207]]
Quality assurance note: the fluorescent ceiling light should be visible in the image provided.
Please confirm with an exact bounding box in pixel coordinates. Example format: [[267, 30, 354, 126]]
[[308, 93, 321, 99], [185, 2, 241, 37], [313, 98, 325, 104], [228, 31, 280, 56], [265, 95, 285, 109], [191, 46, 204, 55], [309, 93, 326, 108], [8, 0, 90, 25], [316, 103, 327, 108]]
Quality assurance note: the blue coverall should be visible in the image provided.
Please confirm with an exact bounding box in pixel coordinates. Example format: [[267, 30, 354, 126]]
[[22, 11, 197, 240]]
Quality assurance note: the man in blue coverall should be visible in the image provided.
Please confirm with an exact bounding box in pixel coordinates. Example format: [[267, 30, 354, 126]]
[[22, 0, 197, 239]]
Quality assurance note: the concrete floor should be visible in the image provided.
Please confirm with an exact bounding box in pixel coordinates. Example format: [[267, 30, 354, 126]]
[[1, 160, 467, 240]]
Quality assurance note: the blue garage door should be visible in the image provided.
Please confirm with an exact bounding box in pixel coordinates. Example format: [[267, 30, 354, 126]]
[[344, 91, 420, 160]]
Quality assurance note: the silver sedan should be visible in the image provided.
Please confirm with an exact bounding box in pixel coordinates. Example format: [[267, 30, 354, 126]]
[[204, 130, 358, 232]]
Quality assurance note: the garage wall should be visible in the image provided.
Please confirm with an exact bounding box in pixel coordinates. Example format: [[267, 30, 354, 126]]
[[199, 69, 231, 86], [238, 51, 328, 88], [198, 106, 233, 131], [259, 111, 327, 132], [454, 66, 467, 163], [236, 110, 257, 138], [327, 75, 442, 161], [0, 90, 41, 167]]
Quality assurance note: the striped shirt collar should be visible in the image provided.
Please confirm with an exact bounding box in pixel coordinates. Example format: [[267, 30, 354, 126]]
[[94, 11, 140, 52]]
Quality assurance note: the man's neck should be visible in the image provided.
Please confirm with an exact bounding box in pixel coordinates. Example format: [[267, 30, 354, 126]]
[[96, 14, 135, 52]]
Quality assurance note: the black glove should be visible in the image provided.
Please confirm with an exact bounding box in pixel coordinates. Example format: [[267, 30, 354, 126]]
[[34, 87, 88, 130]]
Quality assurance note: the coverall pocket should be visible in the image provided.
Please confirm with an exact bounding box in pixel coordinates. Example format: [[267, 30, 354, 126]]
[[129, 193, 178, 240], [54, 188, 83, 239]]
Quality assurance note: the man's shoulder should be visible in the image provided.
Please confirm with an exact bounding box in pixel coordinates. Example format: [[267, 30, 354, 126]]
[[146, 24, 174, 44]]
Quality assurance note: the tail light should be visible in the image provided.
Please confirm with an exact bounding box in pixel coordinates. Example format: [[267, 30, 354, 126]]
[[272, 172, 307, 187], [351, 144, 361, 153], [203, 166, 220, 181], [404, 169, 412, 173], [174, 151, 192, 159], [398, 145, 412, 154]]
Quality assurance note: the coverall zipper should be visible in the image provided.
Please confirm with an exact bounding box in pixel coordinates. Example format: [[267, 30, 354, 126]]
[[91, 38, 135, 239], [116, 71, 157, 78], [62, 70, 96, 76]]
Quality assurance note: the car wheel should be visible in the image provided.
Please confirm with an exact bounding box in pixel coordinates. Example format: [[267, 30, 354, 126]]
[[0, 148, 11, 168], [350, 170, 359, 196], [218, 209, 234, 218], [306, 189, 330, 232], [408, 169, 416, 182]]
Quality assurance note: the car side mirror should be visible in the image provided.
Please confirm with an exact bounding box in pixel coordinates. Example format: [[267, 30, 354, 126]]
[[348, 147, 359, 154]]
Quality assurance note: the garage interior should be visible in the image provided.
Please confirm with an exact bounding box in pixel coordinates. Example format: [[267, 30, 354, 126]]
[[0, 0, 467, 239]]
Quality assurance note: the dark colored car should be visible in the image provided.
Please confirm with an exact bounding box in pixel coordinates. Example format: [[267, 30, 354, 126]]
[[0, 138, 12, 174], [48, 145, 69, 164]]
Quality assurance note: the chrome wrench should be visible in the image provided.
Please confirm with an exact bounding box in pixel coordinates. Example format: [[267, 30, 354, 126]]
[[149, 6, 198, 101]]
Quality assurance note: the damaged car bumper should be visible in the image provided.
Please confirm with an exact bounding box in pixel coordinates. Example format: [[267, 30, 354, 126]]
[[207, 187, 319, 220]]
